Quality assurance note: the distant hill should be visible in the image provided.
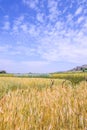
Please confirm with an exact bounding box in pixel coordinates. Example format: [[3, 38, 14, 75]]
[[69, 65, 87, 72]]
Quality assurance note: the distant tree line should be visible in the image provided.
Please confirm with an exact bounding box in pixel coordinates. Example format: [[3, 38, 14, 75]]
[[0, 70, 6, 74], [81, 68, 87, 72]]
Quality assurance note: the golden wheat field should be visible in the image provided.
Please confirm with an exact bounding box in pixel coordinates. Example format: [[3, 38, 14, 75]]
[[0, 77, 87, 130]]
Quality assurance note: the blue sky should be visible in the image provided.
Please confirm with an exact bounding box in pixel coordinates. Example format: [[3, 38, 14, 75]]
[[0, 0, 87, 73]]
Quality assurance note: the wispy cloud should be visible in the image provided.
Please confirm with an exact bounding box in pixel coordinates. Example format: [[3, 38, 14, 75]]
[[36, 12, 44, 23], [47, 0, 59, 22], [75, 7, 83, 16], [1, 10, 87, 64], [23, 0, 39, 9], [77, 16, 84, 24], [0, 0, 87, 72], [2, 21, 10, 30]]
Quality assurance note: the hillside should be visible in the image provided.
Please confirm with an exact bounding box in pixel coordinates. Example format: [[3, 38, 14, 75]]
[[69, 64, 87, 71]]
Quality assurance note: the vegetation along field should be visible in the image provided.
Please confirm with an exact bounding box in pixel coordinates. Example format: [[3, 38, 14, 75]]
[[0, 73, 87, 130]]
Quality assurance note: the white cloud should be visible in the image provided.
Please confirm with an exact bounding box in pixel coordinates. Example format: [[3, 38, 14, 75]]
[[8, 10, 87, 65], [12, 25, 19, 33], [36, 13, 44, 23], [12, 15, 25, 33], [77, 0, 87, 6], [84, 21, 87, 28], [31, 14, 87, 64], [36, 33, 87, 63], [14, 15, 24, 25], [75, 7, 83, 15], [0, 0, 87, 73], [0, 44, 12, 53], [77, 16, 84, 24], [14, 45, 36, 56], [66, 14, 73, 22], [0, 46, 7, 52], [20, 24, 28, 32], [12, 15, 41, 36], [47, 0, 59, 21], [23, 0, 39, 9], [0, 59, 49, 73], [2, 21, 10, 30]]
